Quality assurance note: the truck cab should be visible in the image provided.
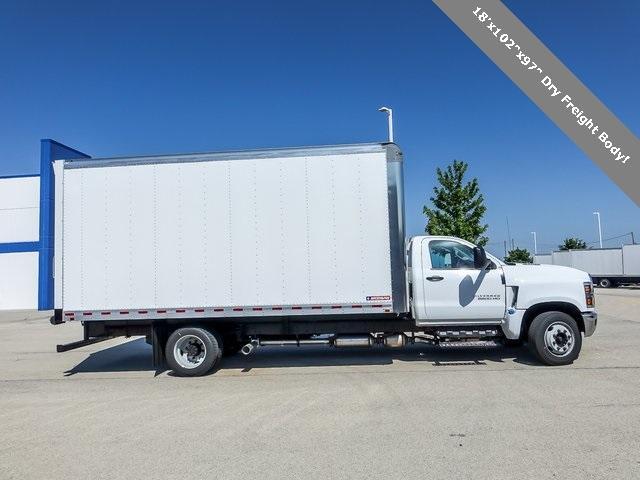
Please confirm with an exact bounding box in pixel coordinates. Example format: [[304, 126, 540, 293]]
[[408, 236, 597, 365]]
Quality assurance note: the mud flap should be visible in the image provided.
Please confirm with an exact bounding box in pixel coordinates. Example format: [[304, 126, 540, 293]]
[[151, 322, 167, 369]]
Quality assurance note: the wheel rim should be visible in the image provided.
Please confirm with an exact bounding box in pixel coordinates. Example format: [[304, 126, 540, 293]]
[[544, 321, 575, 357], [600, 279, 610, 288], [173, 335, 207, 369]]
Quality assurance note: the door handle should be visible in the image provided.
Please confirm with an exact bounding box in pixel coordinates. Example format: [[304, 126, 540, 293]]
[[426, 275, 444, 282]]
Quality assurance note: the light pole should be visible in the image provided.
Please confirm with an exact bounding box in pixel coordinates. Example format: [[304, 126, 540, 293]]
[[531, 231, 537, 255], [378, 106, 394, 143], [593, 211, 603, 248]]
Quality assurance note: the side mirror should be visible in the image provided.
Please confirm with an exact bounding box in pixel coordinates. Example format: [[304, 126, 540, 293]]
[[473, 246, 489, 269]]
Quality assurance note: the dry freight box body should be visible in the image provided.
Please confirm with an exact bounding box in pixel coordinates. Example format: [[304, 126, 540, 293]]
[[53, 143, 406, 321]]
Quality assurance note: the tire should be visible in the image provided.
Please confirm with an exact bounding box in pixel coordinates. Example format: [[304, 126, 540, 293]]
[[528, 311, 582, 366], [598, 278, 612, 288], [165, 327, 222, 376]]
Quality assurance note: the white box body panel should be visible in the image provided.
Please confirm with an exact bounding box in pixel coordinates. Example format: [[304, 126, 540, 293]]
[[622, 245, 640, 276], [541, 246, 640, 281], [551, 249, 623, 276], [0, 176, 40, 243], [0, 252, 38, 309], [58, 145, 404, 316], [533, 254, 552, 265], [550, 250, 571, 269]]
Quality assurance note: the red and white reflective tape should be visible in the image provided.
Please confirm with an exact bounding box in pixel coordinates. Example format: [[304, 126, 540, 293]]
[[63, 303, 393, 320]]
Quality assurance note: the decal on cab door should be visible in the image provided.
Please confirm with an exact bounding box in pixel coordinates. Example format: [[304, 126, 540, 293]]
[[476, 294, 501, 301]]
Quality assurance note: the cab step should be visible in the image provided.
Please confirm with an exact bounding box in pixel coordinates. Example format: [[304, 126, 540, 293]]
[[436, 328, 500, 339]]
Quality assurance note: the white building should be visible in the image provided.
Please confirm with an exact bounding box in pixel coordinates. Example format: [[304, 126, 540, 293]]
[[0, 175, 40, 309]]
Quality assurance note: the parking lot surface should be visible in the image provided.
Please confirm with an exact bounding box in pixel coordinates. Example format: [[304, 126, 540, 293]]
[[1, 289, 639, 479]]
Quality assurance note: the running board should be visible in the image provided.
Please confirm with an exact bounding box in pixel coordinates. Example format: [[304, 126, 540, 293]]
[[436, 329, 500, 339]]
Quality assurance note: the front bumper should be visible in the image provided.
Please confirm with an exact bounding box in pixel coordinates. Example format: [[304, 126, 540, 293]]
[[582, 311, 597, 337]]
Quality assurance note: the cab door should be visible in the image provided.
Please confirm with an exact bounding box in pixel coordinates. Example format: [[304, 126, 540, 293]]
[[418, 238, 505, 324]]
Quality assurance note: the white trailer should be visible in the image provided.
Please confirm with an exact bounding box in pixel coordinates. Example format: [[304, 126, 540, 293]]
[[535, 246, 640, 288], [51, 143, 597, 375]]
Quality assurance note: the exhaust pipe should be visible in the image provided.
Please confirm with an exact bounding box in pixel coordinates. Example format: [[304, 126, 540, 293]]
[[241, 338, 331, 355], [259, 339, 330, 346], [241, 334, 424, 353], [333, 335, 373, 348], [383, 333, 406, 348]]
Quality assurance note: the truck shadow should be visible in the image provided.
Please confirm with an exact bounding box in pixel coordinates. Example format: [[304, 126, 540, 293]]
[[64, 338, 159, 376], [64, 337, 540, 376], [219, 344, 540, 372]]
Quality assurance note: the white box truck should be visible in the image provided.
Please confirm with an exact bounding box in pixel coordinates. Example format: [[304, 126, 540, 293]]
[[51, 143, 597, 375], [535, 246, 640, 288]]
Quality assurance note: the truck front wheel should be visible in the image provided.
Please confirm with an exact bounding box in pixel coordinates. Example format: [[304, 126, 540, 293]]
[[528, 312, 582, 366], [165, 327, 222, 376]]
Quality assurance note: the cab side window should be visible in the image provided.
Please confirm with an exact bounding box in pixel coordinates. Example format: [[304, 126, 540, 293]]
[[428, 240, 475, 269]]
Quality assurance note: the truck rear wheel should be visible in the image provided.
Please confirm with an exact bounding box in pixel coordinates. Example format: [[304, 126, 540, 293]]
[[165, 327, 222, 376], [528, 312, 582, 366]]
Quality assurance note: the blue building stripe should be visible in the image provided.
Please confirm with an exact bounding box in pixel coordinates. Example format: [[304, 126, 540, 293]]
[[0, 242, 40, 254], [0, 173, 39, 180]]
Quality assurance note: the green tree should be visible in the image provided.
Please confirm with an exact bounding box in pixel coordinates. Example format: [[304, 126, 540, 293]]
[[505, 247, 533, 264], [423, 159, 489, 246], [559, 237, 587, 250]]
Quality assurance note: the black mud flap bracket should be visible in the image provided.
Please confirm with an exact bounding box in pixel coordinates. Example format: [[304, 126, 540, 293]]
[[50, 309, 64, 325]]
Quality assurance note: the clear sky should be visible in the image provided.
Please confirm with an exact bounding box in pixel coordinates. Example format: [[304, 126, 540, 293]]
[[1, 0, 638, 256]]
